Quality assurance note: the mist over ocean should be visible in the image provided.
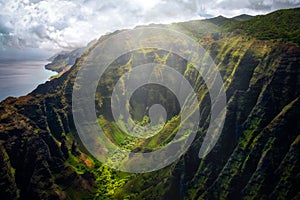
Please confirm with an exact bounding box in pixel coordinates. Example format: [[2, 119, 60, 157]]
[[0, 60, 56, 101]]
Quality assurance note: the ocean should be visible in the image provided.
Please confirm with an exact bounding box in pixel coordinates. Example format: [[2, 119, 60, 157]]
[[0, 60, 57, 102]]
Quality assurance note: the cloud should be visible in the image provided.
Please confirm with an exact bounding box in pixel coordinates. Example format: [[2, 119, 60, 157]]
[[0, 0, 299, 51], [249, 0, 300, 10]]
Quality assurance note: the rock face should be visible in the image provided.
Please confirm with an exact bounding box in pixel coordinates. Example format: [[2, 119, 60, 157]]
[[45, 48, 86, 73], [0, 144, 18, 199], [46, 40, 97, 73], [0, 8, 300, 200], [184, 42, 300, 199]]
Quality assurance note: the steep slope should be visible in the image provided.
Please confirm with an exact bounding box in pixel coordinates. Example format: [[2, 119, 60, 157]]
[[46, 48, 86, 73], [0, 8, 300, 200], [112, 33, 300, 200], [226, 7, 300, 45]]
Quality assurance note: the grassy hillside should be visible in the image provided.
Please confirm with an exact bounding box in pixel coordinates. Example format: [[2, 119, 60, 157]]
[[226, 8, 300, 45]]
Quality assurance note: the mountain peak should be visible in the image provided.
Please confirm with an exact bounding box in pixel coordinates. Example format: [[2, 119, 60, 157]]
[[232, 14, 254, 21]]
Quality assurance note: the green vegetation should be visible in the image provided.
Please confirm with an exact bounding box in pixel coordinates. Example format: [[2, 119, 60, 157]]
[[226, 8, 300, 45]]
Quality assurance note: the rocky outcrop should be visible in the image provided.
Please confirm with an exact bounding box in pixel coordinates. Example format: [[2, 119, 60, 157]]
[[45, 48, 85, 73]]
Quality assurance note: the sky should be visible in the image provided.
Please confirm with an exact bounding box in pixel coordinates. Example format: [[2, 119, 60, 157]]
[[0, 0, 300, 53]]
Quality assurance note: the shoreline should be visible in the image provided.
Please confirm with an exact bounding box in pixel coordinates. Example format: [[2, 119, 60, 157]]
[[0, 60, 57, 102]]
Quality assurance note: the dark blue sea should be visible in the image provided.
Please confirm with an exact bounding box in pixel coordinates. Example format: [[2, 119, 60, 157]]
[[0, 60, 56, 102]]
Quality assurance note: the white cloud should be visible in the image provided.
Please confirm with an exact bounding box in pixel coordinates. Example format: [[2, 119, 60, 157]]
[[0, 0, 299, 50]]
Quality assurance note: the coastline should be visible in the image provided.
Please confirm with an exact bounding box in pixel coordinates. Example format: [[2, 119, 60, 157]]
[[0, 60, 57, 102]]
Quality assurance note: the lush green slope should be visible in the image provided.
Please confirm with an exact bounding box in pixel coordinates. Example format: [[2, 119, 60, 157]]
[[226, 7, 300, 45], [0, 7, 300, 200]]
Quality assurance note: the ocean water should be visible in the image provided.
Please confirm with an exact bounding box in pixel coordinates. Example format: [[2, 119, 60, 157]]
[[0, 60, 57, 102]]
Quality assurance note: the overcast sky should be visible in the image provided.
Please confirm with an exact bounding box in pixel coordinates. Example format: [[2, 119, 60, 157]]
[[0, 0, 300, 52]]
